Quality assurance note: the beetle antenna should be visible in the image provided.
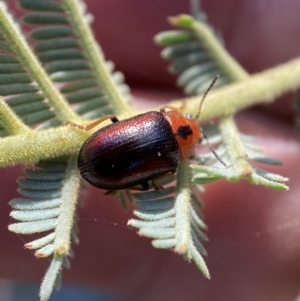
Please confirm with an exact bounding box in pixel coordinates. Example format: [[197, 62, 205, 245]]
[[202, 134, 227, 167], [195, 75, 219, 119]]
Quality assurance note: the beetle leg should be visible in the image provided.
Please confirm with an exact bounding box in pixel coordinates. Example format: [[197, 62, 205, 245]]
[[121, 182, 150, 192], [104, 182, 151, 194], [151, 171, 176, 190], [201, 134, 227, 167], [127, 182, 150, 192], [103, 189, 117, 195], [151, 180, 163, 191], [67, 115, 119, 131]]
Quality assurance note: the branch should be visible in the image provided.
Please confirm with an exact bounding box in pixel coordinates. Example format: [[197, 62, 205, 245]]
[[0, 58, 300, 168], [169, 57, 300, 121], [0, 97, 30, 135]]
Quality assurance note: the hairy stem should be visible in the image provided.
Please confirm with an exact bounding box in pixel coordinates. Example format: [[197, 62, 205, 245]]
[[0, 127, 86, 167], [167, 57, 300, 120], [191, 19, 249, 81], [54, 156, 80, 256], [0, 98, 30, 135], [219, 116, 253, 175], [175, 160, 192, 254], [0, 58, 300, 167]]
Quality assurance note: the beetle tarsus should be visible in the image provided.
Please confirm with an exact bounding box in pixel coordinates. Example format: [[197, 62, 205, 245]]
[[67, 115, 119, 132], [66, 122, 85, 130], [151, 180, 164, 191], [127, 183, 150, 192], [151, 171, 176, 190], [103, 189, 117, 195]]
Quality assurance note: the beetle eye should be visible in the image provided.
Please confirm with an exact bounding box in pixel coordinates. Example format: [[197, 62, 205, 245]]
[[185, 113, 193, 119]]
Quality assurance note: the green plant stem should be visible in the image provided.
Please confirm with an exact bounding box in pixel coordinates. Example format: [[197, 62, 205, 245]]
[[0, 127, 86, 167], [176, 13, 255, 175], [0, 98, 30, 135], [184, 13, 288, 189], [166, 57, 300, 121], [191, 21, 249, 81], [0, 4, 81, 124], [54, 156, 80, 256], [219, 116, 254, 175], [63, 0, 133, 116], [175, 160, 192, 254], [40, 256, 63, 301], [175, 161, 209, 278], [1, 57, 300, 168], [184, 14, 256, 177]]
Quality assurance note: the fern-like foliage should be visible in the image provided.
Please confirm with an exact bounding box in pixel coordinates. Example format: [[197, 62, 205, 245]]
[[154, 11, 288, 191], [0, 10, 80, 295], [9, 156, 80, 300], [191, 127, 288, 190], [159, 33, 229, 95], [2, 1, 131, 300], [0, 1, 298, 300], [0, 4, 55, 136], [19, 0, 131, 127], [128, 163, 209, 277], [125, 2, 290, 281]]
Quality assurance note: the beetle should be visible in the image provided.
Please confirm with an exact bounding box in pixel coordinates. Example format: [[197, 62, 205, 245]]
[[70, 76, 220, 194]]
